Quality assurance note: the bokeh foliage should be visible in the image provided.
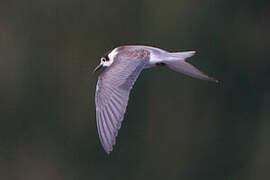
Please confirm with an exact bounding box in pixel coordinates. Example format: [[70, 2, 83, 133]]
[[0, 0, 270, 179]]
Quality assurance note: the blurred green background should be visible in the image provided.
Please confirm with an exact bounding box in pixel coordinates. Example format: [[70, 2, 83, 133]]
[[1, 0, 270, 179]]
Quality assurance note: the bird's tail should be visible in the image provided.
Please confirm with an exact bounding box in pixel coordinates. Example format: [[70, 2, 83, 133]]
[[164, 51, 218, 83]]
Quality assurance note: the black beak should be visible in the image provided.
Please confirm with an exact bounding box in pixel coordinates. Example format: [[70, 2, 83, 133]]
[[93, 64, 103, 73]]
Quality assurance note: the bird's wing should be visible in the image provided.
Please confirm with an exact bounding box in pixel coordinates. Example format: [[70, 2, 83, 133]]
[[166, 60, 218, 82], [165, 51, 218, 82], [95, 49, 149, 154]]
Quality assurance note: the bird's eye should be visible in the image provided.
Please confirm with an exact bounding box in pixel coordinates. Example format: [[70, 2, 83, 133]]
[[105, 55, 110, 61], [102, 58, 106, 62]]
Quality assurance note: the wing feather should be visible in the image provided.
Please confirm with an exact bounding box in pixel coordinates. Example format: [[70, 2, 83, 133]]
[[95, 49, 149, 154], [98, 111, 110, 151]]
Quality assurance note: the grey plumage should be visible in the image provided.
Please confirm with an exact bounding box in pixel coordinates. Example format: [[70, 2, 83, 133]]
[[95, 49, 149, 154], [94, 45, 218, 154]]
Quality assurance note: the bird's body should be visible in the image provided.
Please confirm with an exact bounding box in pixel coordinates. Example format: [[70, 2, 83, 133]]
[[94, 45, 218, 154], [108, 45, 191, 68]]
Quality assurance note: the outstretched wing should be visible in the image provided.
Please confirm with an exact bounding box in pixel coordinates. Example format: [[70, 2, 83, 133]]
[[95, 49, 149, 154], [166, 60, 218, 82], [165, 51, 218, 83]]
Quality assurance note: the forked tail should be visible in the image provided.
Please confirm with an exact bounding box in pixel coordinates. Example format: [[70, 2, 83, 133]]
[[165, 51, 218, 83]]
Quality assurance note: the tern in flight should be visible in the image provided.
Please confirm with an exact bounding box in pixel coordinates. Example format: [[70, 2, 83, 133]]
[[94, 45, 218, 154]]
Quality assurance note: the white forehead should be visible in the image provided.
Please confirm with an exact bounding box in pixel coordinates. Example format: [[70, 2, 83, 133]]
[[108, 48, 118, 60]]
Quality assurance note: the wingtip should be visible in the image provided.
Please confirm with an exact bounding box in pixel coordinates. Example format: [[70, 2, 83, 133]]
[[104, 145, 113, 155], [209, 77, 219, 83], [105, 150, 111, 155]]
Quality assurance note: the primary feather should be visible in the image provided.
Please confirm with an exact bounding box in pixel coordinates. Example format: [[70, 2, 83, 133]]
[[95, 49, 149, 154]]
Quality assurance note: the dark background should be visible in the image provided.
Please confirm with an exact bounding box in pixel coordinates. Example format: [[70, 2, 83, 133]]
[[1, 0, 270, 179]]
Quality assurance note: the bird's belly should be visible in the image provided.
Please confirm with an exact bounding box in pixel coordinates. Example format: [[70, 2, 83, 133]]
[[144, 54, 164, 69]]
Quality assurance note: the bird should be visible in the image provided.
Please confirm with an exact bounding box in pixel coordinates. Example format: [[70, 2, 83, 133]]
[[94, 45, 218, 154]]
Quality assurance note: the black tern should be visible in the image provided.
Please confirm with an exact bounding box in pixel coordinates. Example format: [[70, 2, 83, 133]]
[[94, 45, 218, 154]]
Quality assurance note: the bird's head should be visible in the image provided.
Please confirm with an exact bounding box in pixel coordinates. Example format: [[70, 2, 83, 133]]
[[94, 49, 117, 72]]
